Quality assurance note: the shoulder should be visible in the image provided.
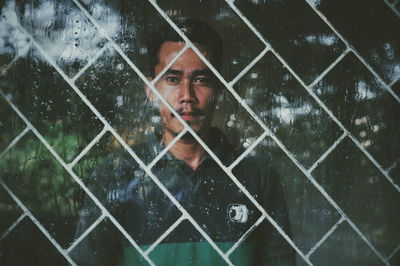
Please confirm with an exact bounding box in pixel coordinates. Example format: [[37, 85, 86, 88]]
[[91, 140, 156, 177], [87, 143, 154, 195], [90, 149, 136, 179], [87, 143, 155, 208]]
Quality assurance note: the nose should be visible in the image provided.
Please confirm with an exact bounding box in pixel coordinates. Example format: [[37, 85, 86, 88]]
[[178, 78, 196, 103]]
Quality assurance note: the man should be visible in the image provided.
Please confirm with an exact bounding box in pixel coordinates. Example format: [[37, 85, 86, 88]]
[[72, 18, 295, 266]]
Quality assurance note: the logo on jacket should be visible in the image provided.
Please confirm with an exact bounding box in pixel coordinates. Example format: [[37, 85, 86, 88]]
[[227, 203, 248, 223]]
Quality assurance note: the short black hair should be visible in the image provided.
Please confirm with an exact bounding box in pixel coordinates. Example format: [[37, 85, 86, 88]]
[[147, 18, 223, 77]]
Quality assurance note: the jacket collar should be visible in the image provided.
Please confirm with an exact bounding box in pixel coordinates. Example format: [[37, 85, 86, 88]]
[[146, 127, 238, 166]]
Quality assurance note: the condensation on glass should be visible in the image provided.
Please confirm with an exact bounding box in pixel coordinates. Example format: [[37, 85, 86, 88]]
[[0, 0, 399, 265]]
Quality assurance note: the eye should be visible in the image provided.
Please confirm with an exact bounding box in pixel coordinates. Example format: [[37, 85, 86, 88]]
[[165, 76, 180, 85], [193, 76, 210, 86]]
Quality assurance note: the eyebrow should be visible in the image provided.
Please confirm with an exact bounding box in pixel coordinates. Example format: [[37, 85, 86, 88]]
[[192, 69, 213, 76], [163, 69, 213, 76], [164, 69, 182, 76]]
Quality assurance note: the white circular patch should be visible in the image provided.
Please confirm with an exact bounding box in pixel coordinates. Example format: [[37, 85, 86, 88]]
[[227, 203, 249, 223]]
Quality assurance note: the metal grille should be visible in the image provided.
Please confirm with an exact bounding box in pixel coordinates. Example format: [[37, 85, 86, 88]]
[[0, 0, 399, 265]]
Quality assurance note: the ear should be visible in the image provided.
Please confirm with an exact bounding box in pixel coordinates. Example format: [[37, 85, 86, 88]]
[[145, 77, 154, 103]]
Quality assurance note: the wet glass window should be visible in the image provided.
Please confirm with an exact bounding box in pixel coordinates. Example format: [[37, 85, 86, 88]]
[[0, 0, 399, 265]]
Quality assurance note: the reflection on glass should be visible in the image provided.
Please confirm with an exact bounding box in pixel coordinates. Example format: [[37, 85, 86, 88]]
[[235, 0, 346, 84], [0, 97, 26, 152], [316, 0, 400, 83], [15, 0, 108, 78], [313, 54, 400, 169], [2, 50, 104, 162], [393, 79, 400, 97], [75, 47, 158, 159], [310, 222, 383, 266], [234, 136, 341, 259], [313, 138, 400, 257], [235, 52, 343, 168], [0, 186, 23, 234], [0, 132, 100, 249], [0, 0, 398, 265]]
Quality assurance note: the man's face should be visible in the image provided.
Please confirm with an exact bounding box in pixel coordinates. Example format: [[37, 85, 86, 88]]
[[150, 41, 219, 139]]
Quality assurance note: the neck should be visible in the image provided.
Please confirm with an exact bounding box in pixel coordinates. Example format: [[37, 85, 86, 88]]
[[163, 130, 209, 170]]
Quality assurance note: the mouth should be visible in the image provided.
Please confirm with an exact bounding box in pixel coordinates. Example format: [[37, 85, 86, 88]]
[[175, 108, 203, 121], [179, 111, 199, 121]]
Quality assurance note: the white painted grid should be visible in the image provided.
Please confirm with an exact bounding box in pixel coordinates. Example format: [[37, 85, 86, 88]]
[[384, 0, 400, 17], [305, 217, 345, 258], [144, 215, 186, 256], [388, 244, 400, 260], [70, 43, 111, 83], [0, 126, 30, 159], [389, 74, 400, 87], [0, 0, 398, 265], [142, 0, 311, 263], [387, 159, 399, 173], [307, 131, 347, 174], [303, 0, 400, 104], [229, 0, 400, 193], [66, 213, 106, 254], [0, 179, 77, 265], [0, 88, 157, 266], [226, 1, 398, 264], [68, 126, 108, 168], [7, 9, 241, 265], [71, 1, 308, 264], [225, 215, 266, 257], [0, 213, 26, 242]]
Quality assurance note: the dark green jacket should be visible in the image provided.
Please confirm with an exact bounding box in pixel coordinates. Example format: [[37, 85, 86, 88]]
[[71, 129, 295, 266]]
